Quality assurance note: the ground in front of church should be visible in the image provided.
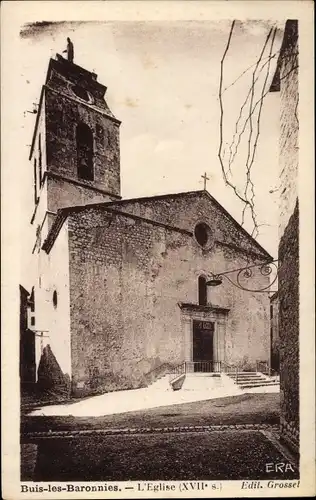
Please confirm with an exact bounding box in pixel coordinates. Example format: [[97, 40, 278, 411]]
[[22, 393, 280, 433], [21, 393, 299, 481]]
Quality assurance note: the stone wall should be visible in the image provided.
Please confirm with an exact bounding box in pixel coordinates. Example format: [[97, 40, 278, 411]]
[[277, 20, 299, 453], [30, 56, 122, 251], [278, 201, 299, 452], [29, 95, 49, 245], [33, 222, 72, 397], [45, 222, 72, 379], [279, 22, 299, 238], [108, 191, 270, 262], [66, 204, 270, 396], [270, 292, 279, 372], [45, 87, 121, 206]]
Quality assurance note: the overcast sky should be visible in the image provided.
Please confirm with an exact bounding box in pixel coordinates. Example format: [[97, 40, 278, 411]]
[[16, 18, 285, 286]]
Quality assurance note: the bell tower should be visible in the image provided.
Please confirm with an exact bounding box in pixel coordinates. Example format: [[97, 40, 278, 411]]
[[30, 52, 121, 247]]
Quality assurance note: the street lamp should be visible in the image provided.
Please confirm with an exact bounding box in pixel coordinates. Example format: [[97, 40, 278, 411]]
[[206, 276, 223, 287], [206, 260, 278, 293]]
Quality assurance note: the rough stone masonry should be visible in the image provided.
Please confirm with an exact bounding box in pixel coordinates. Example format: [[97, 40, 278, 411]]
[[270, 20, 299, 453]]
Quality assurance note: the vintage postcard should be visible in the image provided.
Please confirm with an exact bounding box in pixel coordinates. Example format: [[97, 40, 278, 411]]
[[1, 1, 315, 498]]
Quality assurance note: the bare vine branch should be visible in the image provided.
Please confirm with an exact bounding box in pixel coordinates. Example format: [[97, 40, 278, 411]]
[[223, 50, 279, 94], [227, 31, 275, 176], [218, 23, 298, 240], [247, 28, 277, 212], [218, 21, 252, 207], [238, 28, 274, 231], [226, 54, 278, 176], [229, 61, 299, 173]]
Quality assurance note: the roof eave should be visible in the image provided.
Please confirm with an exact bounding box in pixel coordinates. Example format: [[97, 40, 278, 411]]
[[269, 19, 299, 94], [28, 86, 45, 160], [89, 189, 273, 261], [202, 191, 273, 262]]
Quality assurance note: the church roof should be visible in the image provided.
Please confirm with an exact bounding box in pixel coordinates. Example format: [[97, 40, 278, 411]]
[[42, 203, 193, 254], [104, 190, 273, 260], [43, 189, 273, 261], [19, 284, 30, 297]]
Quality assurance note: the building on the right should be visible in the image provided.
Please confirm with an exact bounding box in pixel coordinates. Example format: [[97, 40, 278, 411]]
[[270, 19, 299, 453], [270, 291, 279, 373]]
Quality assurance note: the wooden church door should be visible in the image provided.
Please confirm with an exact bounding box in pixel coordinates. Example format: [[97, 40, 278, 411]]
[[193, 320, 214, 372]]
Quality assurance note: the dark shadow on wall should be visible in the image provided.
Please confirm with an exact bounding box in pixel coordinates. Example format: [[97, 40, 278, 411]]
[[37, 345, 71, 399], [20, 329, 36, 385]]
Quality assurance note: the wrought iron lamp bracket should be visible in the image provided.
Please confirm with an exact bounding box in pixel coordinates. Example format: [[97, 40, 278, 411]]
[[206, 260, 278, 293]]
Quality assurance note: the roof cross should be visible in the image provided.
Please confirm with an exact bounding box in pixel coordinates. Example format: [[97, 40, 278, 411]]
[[201, 172, 210, 190]]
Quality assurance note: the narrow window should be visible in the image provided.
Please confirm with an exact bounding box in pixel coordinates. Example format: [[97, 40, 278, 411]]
[[198, 276, 207, 306], [36, 225, 41, 249], [33, 158, 38, 204], [53, 290, 58, 308], [38, 134, 42, 185], [76, 123, 94, 181], [96, 124, 104, 146], [29, 288, 35, 313]]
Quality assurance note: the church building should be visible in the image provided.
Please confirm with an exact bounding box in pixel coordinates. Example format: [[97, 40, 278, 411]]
[[24, 51, 273, 397]]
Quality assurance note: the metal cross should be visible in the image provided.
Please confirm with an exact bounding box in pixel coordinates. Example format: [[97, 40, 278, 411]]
[[201, 172, 210, 190]]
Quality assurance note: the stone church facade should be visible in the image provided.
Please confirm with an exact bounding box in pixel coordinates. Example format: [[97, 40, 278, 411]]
[[25, 53, 272, 397]]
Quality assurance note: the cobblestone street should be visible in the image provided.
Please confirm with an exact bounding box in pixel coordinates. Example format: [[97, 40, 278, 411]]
[[22, 428, 298, 481]]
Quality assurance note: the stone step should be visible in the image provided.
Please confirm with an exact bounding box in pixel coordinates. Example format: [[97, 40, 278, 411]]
[[181, 375, 228, 391], [226, 372, 262, 375], [149, 374, 171, 390], [236, 376, 274, 381], [238, 381, 279, 387], [240, 383, 280, 388], [230, 379, 266, 384], [228, 376, 265, 381]]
